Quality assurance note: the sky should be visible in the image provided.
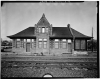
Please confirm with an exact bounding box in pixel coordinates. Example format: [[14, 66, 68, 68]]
[[1, 1, 97, 40]]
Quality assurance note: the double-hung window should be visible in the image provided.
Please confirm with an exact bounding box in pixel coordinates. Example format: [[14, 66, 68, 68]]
[[39, 28, 41, 33], [75, 40, 86, 50], [16, 39, 20, 48], [46, 28, 48, 33], [54, 39, 59, 48], [42, 27, 45, 33], [38, 39, 42, 48], [62, 39, 67, 48], [43, 39, 47, 48]]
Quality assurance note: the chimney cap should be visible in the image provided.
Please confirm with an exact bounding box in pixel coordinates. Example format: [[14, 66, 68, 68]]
[[67, 24, 70, 27]]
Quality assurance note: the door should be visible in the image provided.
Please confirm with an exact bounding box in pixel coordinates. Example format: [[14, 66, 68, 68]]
[[38, 38, 48, 55], [26, 43, 30, 52], [43, 39, 48, 54], [68, 43, 72, 52]]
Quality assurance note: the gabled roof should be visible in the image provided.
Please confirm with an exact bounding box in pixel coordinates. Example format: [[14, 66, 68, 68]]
[[7, 26, 92, 39], [37, 14, 50, 26]]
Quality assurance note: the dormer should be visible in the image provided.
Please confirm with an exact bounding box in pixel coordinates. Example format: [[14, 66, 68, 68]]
[[35, 14, 52, 35]]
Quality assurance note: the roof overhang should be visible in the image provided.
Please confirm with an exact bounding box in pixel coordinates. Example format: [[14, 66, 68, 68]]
[[50, 36, 73, 39], [7, 36, 36, 39], [74, 37, 92, 40]]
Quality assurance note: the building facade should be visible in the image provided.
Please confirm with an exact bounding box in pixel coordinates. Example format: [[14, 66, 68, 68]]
[[8, 14, 92, 55]]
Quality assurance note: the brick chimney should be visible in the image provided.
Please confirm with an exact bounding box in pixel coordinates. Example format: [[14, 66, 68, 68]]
[[67, 24, 70, 27]]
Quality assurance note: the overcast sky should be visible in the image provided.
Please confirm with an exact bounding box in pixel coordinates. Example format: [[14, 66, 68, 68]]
[[1, 1, 97, 40]]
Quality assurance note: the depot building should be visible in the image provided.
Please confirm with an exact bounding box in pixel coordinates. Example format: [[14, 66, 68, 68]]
[[7, 14, 92, 55]]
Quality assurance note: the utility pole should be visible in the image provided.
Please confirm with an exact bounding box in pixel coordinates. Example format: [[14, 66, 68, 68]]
[[92, 27, 93, 52]]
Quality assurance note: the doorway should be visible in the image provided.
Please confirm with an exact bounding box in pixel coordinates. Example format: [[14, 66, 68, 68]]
[[26, 43, 30, 52], [68, 43, 72, 52]]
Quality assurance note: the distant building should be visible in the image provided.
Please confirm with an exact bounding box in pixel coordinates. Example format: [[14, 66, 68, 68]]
[[7, 14, 92, 55]]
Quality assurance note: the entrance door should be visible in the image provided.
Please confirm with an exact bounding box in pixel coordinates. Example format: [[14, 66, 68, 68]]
[[26, 43, 30, 52], [38, 38, 48, 55], [68, 43, 72, 52], [43, 39, 48, 54]]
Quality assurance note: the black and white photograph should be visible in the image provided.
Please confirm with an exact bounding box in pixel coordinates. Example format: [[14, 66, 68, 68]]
[[1, 1, 98, 78]]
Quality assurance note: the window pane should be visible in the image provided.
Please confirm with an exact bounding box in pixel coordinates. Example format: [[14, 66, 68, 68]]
[[55, 42, 59, 48], [39, 39, 42, 41], [75, 40, 80, 49], [46, 28, 48, 32], [39, 42, 42, 48], [32, 39, 34, 42], [81, 40, 85, 49], [16, 41, 20, 48], [17, 39, 20, 41], [39, 28, 41, 33], [68, 39, 71, 43], [43, 41, 47, 48], [24, 42, 26, 48], [62, 39, 66, 41], [62, 43, 66, 48], [20, 39, 24, 48], [42, 28, 45, 33], [55, 39, 59, 41], [13, 39, 16, 47], [32, 43, 34, 48], [27, 39, 30, 42], [43, 39, 47, 41], [24, 39, 26, 42]]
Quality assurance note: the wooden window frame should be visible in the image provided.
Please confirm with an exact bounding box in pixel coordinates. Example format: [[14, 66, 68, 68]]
[[38, 39, 42, 48], [16, 39, 21, 48], [42, 27, 45, 33], [74, 39, 86, 50], [62, 39, 67, 49], [43, 39, 47, 48]]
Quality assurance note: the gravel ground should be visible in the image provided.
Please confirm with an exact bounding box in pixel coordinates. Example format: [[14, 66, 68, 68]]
[[1, 61, 98, 78], [1, 51, 97, 78]]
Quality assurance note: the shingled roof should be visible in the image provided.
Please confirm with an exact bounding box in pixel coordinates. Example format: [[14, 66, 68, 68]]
[[7, 26, 92, 39], [37, 13, 50, 26], [51, 27, 73, 38], [7, 14, 92, 39], [7, 27, 36, 38]]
